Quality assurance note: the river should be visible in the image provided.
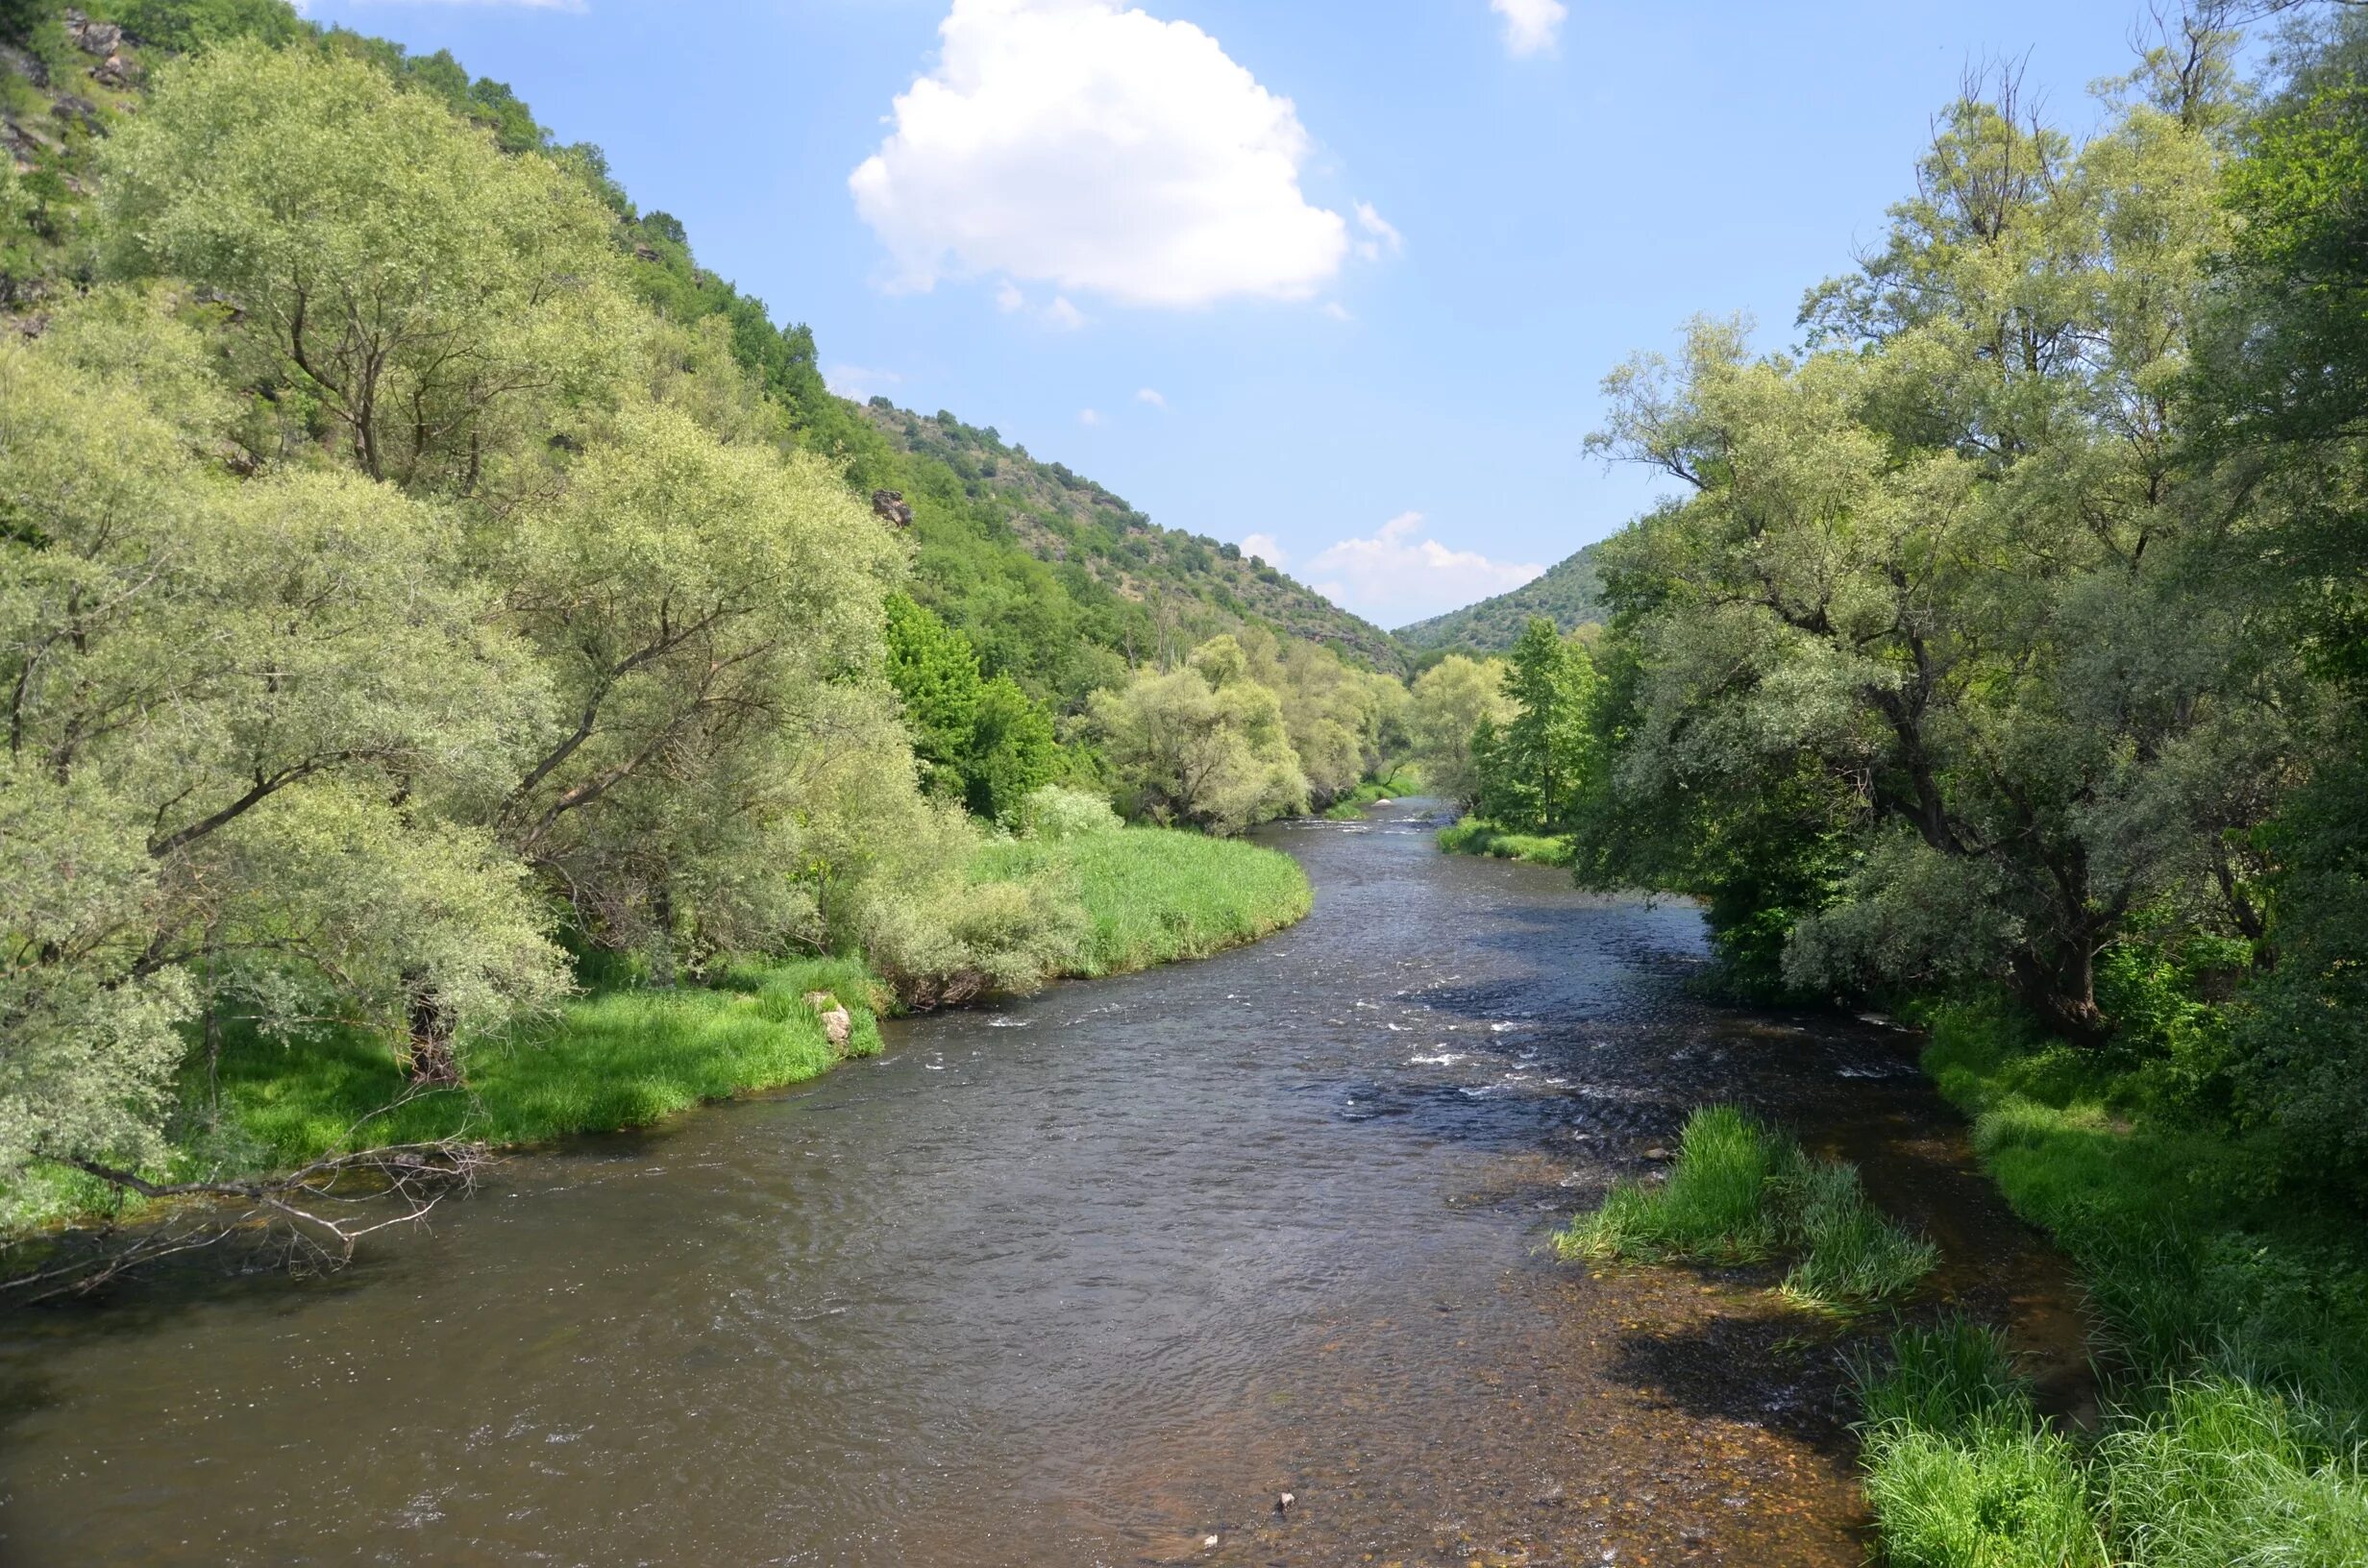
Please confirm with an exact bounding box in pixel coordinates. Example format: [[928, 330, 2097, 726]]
[[0, 802, 2081, 1566]]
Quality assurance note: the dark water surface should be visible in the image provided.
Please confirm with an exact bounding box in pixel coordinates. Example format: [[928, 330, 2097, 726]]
[[0, 805, 2080, 1566]]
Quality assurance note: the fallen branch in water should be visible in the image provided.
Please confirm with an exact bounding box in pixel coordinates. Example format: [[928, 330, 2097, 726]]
[[4, 1094, 494, 1302]]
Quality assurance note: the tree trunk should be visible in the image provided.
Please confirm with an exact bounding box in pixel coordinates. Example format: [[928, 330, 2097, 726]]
[[2008, 943, 2110, 1049], [403, 973, 464, 1088]]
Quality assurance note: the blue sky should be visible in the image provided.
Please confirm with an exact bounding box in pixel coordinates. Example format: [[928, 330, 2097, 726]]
[[305, 0, 2157, 626]]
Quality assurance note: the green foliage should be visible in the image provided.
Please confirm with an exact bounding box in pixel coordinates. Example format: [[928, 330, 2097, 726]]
[[1562, 1105, 1789, 1264], [1856, 1002, 2368, 1568], [1394, 541, 1609, 652], [881, 594, 1062, 822], [1013, 784, 1122, 842], [1406, 653, 1511, 810], [114, 0, 304, 52], [1855, 1323, 2106, 1568], [1434, 819, 1573, 868], [972, 826, 1312, 978], [1560, 1104, 1936, 1314], [1475, 617, 1598, 832], [1085, 639, 1311, 834], [99, 41, 633, 489]]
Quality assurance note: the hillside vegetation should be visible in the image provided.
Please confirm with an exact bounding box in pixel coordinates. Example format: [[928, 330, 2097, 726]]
[[0, 1, 1349, 1278], [1394, 541, 1607, 652]]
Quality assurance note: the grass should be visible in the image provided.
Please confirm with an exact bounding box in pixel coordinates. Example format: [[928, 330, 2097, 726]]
[[971, 824, 1312, 978], [1854, 1322, 2107, 1568], [6, 827, 1312, 1236], [1558, 1104, 1937, 1315], [1436, 816, 1575, 868], [1848, 998, 2368, 1568], [1320, 764, 1425, 820]]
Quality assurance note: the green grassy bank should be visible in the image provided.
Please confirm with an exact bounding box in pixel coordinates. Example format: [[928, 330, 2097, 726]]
[[8, 826, 1311, 1236], [1436, 817, 1575, 867], [1848, 1001, 2368, 1568], [974, 825, 1311, 978], [1559, 1104, 1937, 1317]]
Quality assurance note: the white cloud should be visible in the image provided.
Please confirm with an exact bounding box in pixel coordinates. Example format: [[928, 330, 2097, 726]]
[[1301, 511, 1544, 623], [1079, 407, 1103, 427], [825, 364, 902, 401], [1490, 0, 1567, 58], [1042, 295, 1088, 331], [1353, 201, 1402, 262], [1136, 387, 1168, 408], [850, 0, 1351, 308], [1240, 531, 1287, 566], [1320, 301, 1355, 322], [994, 281, 1026, 313]]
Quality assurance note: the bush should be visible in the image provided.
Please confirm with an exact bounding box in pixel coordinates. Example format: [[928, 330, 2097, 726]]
[[1016, 785, 1121, 842]]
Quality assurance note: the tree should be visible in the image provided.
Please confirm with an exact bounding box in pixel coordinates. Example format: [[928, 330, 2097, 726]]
[[1408, 654, 1513, 810], [1, 304, 571, 1149], [1086, 642, 1308, 833], [1583, 43, 2289, 1044], [1483, 618, 1599, 832], [884, 594, 985, 800], [99, 42, 633, 491]]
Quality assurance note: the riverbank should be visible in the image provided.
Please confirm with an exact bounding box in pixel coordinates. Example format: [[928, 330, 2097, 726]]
[[3, 826, 1312, 1238], [1436, 816, 1574, 867], [1552, 990, 2368, 1566], [1855, 1000, 2368, 1567]]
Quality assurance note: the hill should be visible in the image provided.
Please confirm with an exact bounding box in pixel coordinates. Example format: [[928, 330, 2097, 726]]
[[853, 403, 1405, 680], [1394, 542, 1609, 652], [0, 3, 1404, 705]]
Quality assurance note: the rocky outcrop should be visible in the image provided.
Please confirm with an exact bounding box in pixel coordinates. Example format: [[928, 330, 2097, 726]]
[[0, 43, 50, 88], [64, 12, 122, 56], [870, 489, 914, 528]]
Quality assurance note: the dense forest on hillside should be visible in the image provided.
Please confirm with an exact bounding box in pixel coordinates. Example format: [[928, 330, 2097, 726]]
[[1394, 540, 1608, 653]]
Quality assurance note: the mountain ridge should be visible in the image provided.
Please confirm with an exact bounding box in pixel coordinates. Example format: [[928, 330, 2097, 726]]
[[1394, 541, 1611, 652]]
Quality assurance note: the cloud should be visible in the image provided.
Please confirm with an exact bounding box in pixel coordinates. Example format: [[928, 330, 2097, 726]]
[[1240, 531, 1287, 566], [1320, 301, 1354, 322], [1079, 407, 1103, 427], [1301, 511, 1544, 623], [850, 0, 1351, 308], [994, 281, 1026, 313], [1136, 387, 1167, 408], [1042, 295, 1087, 331], [825, 364, 902, 401], [1490, 0, 1566, 57], [1353, 201, 1402, 262]]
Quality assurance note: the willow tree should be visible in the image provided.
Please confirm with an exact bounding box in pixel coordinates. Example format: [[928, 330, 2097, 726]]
[[1, 301, 569, 1165], [98, 40, 634, 492], [1586, 38, 2296, 1043], [1088, 638, 1309, 833]]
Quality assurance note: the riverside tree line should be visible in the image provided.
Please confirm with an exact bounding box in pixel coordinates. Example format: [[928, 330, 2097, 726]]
[[1422, 7, 2368, 1210], [0, 17, 1401, 1232]]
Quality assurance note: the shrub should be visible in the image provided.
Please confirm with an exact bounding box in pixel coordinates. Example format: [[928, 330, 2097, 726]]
[[1016, 785, 1121, 842]]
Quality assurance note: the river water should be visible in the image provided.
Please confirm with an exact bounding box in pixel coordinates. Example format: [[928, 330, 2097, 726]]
[[0, 804, 2081, 1566]]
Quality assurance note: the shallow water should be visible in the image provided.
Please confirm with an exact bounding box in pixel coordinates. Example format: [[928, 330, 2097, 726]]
[[0, 803, 2080, 1566]]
